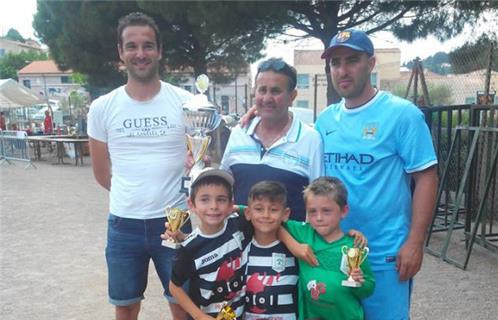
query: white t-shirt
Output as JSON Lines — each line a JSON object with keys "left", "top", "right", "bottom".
{"left": 87, "top": 81, "right": 192, "bottom": 219}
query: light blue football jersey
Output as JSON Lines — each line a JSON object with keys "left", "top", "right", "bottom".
{"left": 315, "top": 91, "right": 437, "bottom": 270}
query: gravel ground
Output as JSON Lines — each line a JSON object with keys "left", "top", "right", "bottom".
{"left": 1, "top": 156, "right": 497, "bottom": 320}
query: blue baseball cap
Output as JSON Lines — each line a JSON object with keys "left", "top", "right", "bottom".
{"left": 321, "top": 29, "right": 374, "bottom": 59}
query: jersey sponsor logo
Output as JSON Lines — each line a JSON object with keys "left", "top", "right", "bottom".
{"left": 246, "top": 272, "right": 282, "bottom": 313}
{"left": 200, "top": 252, "right": 219, "bottom": 265}
{"left": 324, "top": 152, "right": 374, "bottom": 165}
{"left": 216, "top": 256, "right": 243, "bottom": 281}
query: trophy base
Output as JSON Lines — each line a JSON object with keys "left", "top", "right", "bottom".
{"left": 342, "top": 279, "right": 362, "bottom": 287}
{"left": 161, "top": 239, "right": 182, "bottom": 249}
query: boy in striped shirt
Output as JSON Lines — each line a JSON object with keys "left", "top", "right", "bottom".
{"left": 244, "top": 181, "right": 299, "bottom": 320}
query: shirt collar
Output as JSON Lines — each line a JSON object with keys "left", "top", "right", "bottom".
{"left": 246, "top": 113, "right": 302, "bottom": 144}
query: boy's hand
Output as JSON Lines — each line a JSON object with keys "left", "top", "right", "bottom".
{"left": 161, "top": 222, "right": 186, "bottom": 242}
{"left": 350, "top": 267, "right": 365, "bottom": 283}
{"left": 239, "top": 105, "right": 258, "bottom": 128}
{"left": 348, "top": 229, "right": 368, "bottom": 248}
{"left": 292, "top": 243, "right": 319, "bottom": 267}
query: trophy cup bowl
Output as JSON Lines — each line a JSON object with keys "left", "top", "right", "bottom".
{"left": 161, "top": 207, "right": 191, "bottom": 249}
{"left": 181, "top": 75, "right": 221, "bottom": 195}
{"left": 215, "top": 301, "right": 236, "bottom": 320}
{"left": 341, "top": 246, "right": 369, "bottom": 287}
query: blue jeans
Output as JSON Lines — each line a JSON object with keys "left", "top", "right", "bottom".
{"left": 105, "top": 213, "right": 191, "bottom": 306}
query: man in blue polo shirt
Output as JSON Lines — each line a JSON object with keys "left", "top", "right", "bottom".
{"left": 315, "top": 29, "right": 438, "bottom": 319}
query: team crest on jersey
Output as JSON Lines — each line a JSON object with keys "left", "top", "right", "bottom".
{"left": 362, "top": 122, "right": 378, "bottom": 140}
{"left": 272, "top": 253, "right": 286, "bottom": 273}
{"left": 337, "top": 31, "right": 351, "bottom": 42}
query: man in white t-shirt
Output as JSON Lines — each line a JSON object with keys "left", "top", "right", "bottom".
{"left": 87, "top": 12, "right": 191, "bottom": 320}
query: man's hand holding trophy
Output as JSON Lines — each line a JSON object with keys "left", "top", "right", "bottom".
{"left": 162, "top": 74, "right": 221, "bottom": 249}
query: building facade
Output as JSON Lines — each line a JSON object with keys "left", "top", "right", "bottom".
{"left": 17, "top": 60, "right": 80, "bottom": 100}
{"left": 0, "top": 38, "right": 44, "bottom": 57}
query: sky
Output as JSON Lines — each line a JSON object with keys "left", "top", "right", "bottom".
{"left": 1, "top": 0, "right": 496, "bottom": 66}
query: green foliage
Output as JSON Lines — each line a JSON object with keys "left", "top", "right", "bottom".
{"left": 33, "top": 1, "right": 286, "bottom": 90}
{"left": 0, "top": 50, "right": 49, "bottom": 80}
{"left": 391, "top": 83, "right": 454, "bottom": 106}
{"left": 404, "top": 52, "right": 452, "bottom": 75}
{"left": 259, "top": 1, "right": 496, "bottom": 104}
{"left": 4, "top": 28, "right": 25, "bottom": 42}
{"left": 59, "top": 90, "right": 88, "bottom": 114}
{"left": 32, "top": 0, "right": 495, "bottom": 101}
{"left": 70, "top": 72, "right": 87, "bottom": 86}
{"left": 449, "top": 34, "right": 498, "bottom": 74}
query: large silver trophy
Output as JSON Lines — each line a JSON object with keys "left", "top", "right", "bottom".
{"left": 181, "top": 74, "right": 221, "bottom": 194}
{"left": 162, "top": 75, "right": 221, "bottom": 249}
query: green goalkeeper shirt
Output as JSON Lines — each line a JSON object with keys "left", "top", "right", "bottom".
{"left": 285, "top": 220, "right": 375, "bottom": 320}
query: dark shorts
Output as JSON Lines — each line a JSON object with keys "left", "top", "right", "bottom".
{"left": 105, "top": 213, "right": 191, "bottom": 306}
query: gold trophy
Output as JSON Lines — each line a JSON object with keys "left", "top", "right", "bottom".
{"left": 215, "top": 301, "right": 236, "bottom": 320}
{"left": 161, "top": 207, "right": 191, "bottom": 249}
{"left": 341, "top": 246, "right": 369, "bottom": 287}
{"left": 181, "top": 74, "right": 221, "bottom": 196}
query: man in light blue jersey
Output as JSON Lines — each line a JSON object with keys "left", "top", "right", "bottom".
{"left": 315, "top": 29, "right": 438, "bottom": 320}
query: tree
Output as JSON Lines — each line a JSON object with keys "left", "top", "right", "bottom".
{"left": 405, "top": 52, "right": 452, "bottom": 75}
{"left": 3, "top": 28, "right": 25, "bottom": 42}
{"left": 33, "top": 1, "right": 286, "bottom": 93}
{"left": 260, "top": 0, "right": 497, "bottom": 104}
{"left": 59, "top": 90, "right": 89, "bottom": 121}
{"left": 449, "top": 34, "right": 498, "bottom": 74}
{"left": 0, "top": 50, "right": 48, "bottom": 80}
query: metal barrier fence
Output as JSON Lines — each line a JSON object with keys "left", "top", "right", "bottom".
{"left": 422, "top": 104, "right": 497, "bottom": 269}
{"left": 0, "top": 130, "right": 36, "bottom": 169}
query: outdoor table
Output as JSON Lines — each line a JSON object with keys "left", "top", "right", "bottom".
{"left": 26, "top": 135, "right": 71, "bottom": 161}
{"left": 47, "top": 137, "right": 89, "bottom": 166}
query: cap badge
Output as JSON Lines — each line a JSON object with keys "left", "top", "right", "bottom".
{"left": 337, "top": 31, "right": 351, "bottom": 43}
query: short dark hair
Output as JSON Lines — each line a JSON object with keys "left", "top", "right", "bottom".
{"left": 256, "top": 57, "right": 297, "bottom": 91}
{"left": 248, "top": 181, "right": 287, "bottom": 206}
{"left": 190, "top": 175, "right": 233, "bottom": 204}
{"left": 303, "top": 176, "right": 348, "bottom": 208}
{"left": 117, "top": 12, "right": 161, "bottom": 50}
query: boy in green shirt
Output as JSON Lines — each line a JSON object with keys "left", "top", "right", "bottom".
{"left": 284, "top": 177, "right": 375, "bottom": 320}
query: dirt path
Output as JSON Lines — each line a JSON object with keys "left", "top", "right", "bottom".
{"left": 1, "top": 158, "right": 497, "bottom": 319}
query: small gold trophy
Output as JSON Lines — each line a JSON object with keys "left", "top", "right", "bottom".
{"left": 161, "top": 207, "right": 190, "bottom": 249}
{"left": 341, "top": 246, "right": 369, "bottom": 287}
{"left": 215, "top": 301, "right": 236, "bottom": 320}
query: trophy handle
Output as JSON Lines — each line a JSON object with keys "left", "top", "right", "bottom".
{"left": 182, "top": 212, "right": 191, "bottom": 227}
{"left": 359, "top": 247, "right": 369, "bottom": 265}
{"left": 341, "top": 245, "right": 349, "bottom": 256}
{"left": 186, "top": 134, "right": 212, "bottom": 164}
